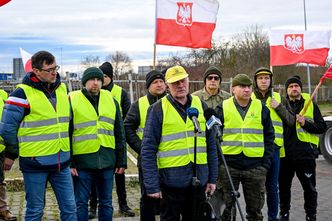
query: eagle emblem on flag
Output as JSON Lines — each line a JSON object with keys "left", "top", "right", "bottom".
{"left": 284, "top": 34, "right": 304, "bottom": 54}
{"left": 176, "top": 2, "right": 193, "bottom": 26}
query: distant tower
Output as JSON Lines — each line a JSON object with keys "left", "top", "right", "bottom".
{"left": 13, "top": 58, "right": 25, "bottom": 80}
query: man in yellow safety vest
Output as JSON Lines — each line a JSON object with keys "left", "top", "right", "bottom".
{"left": 141, "top": 66, "right": 218, "bottom": 221}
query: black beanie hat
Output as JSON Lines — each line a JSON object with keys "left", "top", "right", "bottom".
{"left": 204, "top": 66, "right": 222, "bottom": 83}
{"left": 81, "top": 67, "right": 104, "bottom": 86}
{"left": 146, "top": 70, "right": 165, "bottom": 89}
{"left": 99, "top": 62, "right": 113, "bottom": 79}
{"left": 285, "top": 75, "right": 302, "bottom": 89}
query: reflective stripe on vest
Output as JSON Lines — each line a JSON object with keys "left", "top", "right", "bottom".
{"left": 137, "top": 95, "right": 149, "bottom": 139}
{"left": 296, "top": 93, "right": 319, "bottom": 146}
{"left": 70, "top": 89, "right": 116, "bottom": 155}
{"left": 222, "top": 97, "right": 264, "bottom": 157}
{"left": 17, "top": 83, "right": 70, "bottom": 157}
{"left": 157, "top": 95, "right": 207, "bottom": 169}
{"left": 252, "top": 92, "right": 284, "bottom": 155}
{"left": 110, "top": 84, "right": 123, "bottom": 115}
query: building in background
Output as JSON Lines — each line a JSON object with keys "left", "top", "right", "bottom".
{"left": 13, "top": 58, "right": 25, "bottom": 80}
{"left": 0, "top": 73, "right": 13, "bottom": 81}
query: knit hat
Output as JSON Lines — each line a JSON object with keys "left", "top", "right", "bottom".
{"left": 146, "top": 70, "right": 165, "bottom": 89}
{"left": 165, "top": 66, "right": 188, "bottom": 83}
{"left": 285, "top": 75, "right": 302, "bottom": 89}
{"left": 204, "top": 66, "right": 222, "bottom": 83}
{"left": 232, "top": 73, "right": 252, "bottom": 86}
{"left": 254, "top": 67, "right": 273, "bottom": 77}
{"left": 99, "top": 62, "right": 113, "bottom": 79}
{"left": 81, "top": 67, "right": 104, "bottom": 86}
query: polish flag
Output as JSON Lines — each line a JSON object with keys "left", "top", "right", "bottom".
{"left": 320, "top": 65, "right": 332, "bottom": 83}
{"left": 20, "top": 48, "right": 33, "bottom": 73}
{"left": 155, "top": 0, "right": 219, "bottom": 49}
{"left": 269, "top": 30, "right": 331, "bottom": 66}
{"left": 0, "top": 0, "right": 11, "bottom": 7}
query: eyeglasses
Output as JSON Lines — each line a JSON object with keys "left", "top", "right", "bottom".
{"left": 40, "top": 65, "right": 60, "bottom": 73}
{"left": 207, "top": 76, "right": 220, "bottom": 81}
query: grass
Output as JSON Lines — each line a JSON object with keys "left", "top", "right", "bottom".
{"left": 318, "top": 102, "right": 332, "bottom": 116}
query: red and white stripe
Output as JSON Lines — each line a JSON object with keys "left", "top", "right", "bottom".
{"left": 156, "top": 0, "right": 219, "bottom": 49}
{"left": 20, "top": 48, "right": 33, "bottom": 73}
{"left": 269, "top": 30, "right": 331, "bottom": 66}
{"left": 6, "top": 96, "right": 30, "bottom": 108}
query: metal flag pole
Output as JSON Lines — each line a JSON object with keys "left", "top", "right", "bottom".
{"left": 303, "top": 0, "right": 312, "bottom": 94}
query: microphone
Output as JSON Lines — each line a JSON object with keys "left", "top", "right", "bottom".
{"left": 204, "top": 108, "right": 222, "bottom": 138}
{"left": 186, "top": 107, "right": 202, "bottom": 133}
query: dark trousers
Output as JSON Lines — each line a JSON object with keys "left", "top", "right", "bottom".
{"left": 139, "top": 167, "right": 160, "bottom": 221}
{"left": 89, "top": 173, "right": 128, "bottom": 208}
{"left": 160, "top": 185, "right": 206, "bottom": 221}
{"left": 279, "top": 158, "right": 317, "bottom": 216}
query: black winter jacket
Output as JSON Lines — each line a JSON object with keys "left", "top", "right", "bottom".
{"left": 124, "top": 91, "right": 166, "bottom": 161}
{"left": 283, "top": 96, "right": 326, "bottom": 160}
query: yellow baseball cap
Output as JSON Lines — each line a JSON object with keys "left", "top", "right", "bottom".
{"left": 165, "top": 66, "right": 189, "bottom": 83}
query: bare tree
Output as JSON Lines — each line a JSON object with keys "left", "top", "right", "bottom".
{"left": 80, "top": 55, "right": 101, "bottom": 69}
{"left": 105, "top": 51, "right": 133, "bottom": 79}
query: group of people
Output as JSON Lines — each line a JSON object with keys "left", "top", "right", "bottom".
{"left": 0, "top": 50, "right": 327, "bottom": 221}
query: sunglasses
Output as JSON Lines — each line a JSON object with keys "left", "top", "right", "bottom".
{"left": 207, "top": 76, "right": 220, "bottom": 81}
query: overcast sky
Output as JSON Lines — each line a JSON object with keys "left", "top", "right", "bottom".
{"left": 0, "top": 0, "right": 331, "bottom": 73}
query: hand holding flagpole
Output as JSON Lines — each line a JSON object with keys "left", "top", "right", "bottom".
{"left": 300, "top": 66, "right": 332, "bottom": 116}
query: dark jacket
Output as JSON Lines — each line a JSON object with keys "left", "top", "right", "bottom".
{"left": 253, "top": 82, "right": 295, "bottom": 129}
{"left": 141, "top": 94, "right": 218, "bottom": 194}
{"left": 124, "top": 91, "right": 166, "bottom": 157}
{"left": 102, "top": 82, "right": 131, "bottom": 119}
{"left": 283, "top": 95, "right": 326, "bottom": 160}
{"left": 215, "top": 97, "right": 275, "bottom": 170}
{"left": 0, "top": 72, "right": 70, "bottom": 172}
{"left": 69, "top": 88, "right": 127, "bottom": 170}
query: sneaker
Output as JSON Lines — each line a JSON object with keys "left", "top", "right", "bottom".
{"left": 88, "top": 207, "right": 96, "bottom": 219}
{"left": 119, "top": 204, "right": 135, "bottom": 217}
{"left": 0, "top": 210, "right": 17, "bottom": 221}
{"left": 279, "top": 213, "right": 289, "bottom": 221}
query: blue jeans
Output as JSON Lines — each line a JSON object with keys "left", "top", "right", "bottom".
{"left": 265, "top": 149, "right": 280, "bottom": 220}
{"left": 23, "top": 166, "right": 77, "bottom": 221}
{"left": 73, "top": 168, "right": 115, "bottom": 221}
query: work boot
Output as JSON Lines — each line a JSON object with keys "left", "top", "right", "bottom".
{"left": 279, "top": 212, "right": 290, "bottom": 221}
{"left": 306, "top": 214, "right": 316, "bottom": 221}
{"left": 88, "top": 206, "right": 96, "bottom": 219}
{"left": 119, "top": 204, "right": 135, "bottom": 217}
{"left": 0, "top": 210, "right": 17, "bottom": 221}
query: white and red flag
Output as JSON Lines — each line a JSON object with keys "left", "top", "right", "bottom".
{"left": 20, "top": 48, "right": 32, "bottom": 73}
{"left": 155, "top": 0, "right": 219, "bottom": 49}
{"left": 0, "top": 0, "right": 11, "bottom": 7}
{"left": 269, "top": 30, "right": 331, "bottom": 66}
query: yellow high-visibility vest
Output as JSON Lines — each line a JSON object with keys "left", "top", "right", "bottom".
{"left": 110, "top": 84, "right": 123, "bottom": 114}
{"left": 0, "top": 92, "right": 6, "bottom": 153}
{"left": 252, "top": 92, "right": 284, "bottom": 156}
{"left": 17, "top": 84, "right": 70, "bottom": 157}
{"left": 70, "top": 89, "right": 116, "bottom": 155}
{"left": 222, "top": 97, "right": 264, "bottom": 157}
{"left": 157, "top": 95, "right": 207, "bottom": 169}
{"left": 137, "top": 95, "right": 149, "bottom": 139}
{"left": 296, "top": 93, "right": 319, "bottom": 146}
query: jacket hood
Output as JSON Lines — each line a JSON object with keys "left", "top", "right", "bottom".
{"left": 253, "top": 75, "right": 273, "bottom": 99}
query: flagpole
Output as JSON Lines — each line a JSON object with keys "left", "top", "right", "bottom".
{"left": 153, "top": 0, "right": 158, "bottom": 70}
{"left": 303, "top": 0, "right": 312, "bottom": 94}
